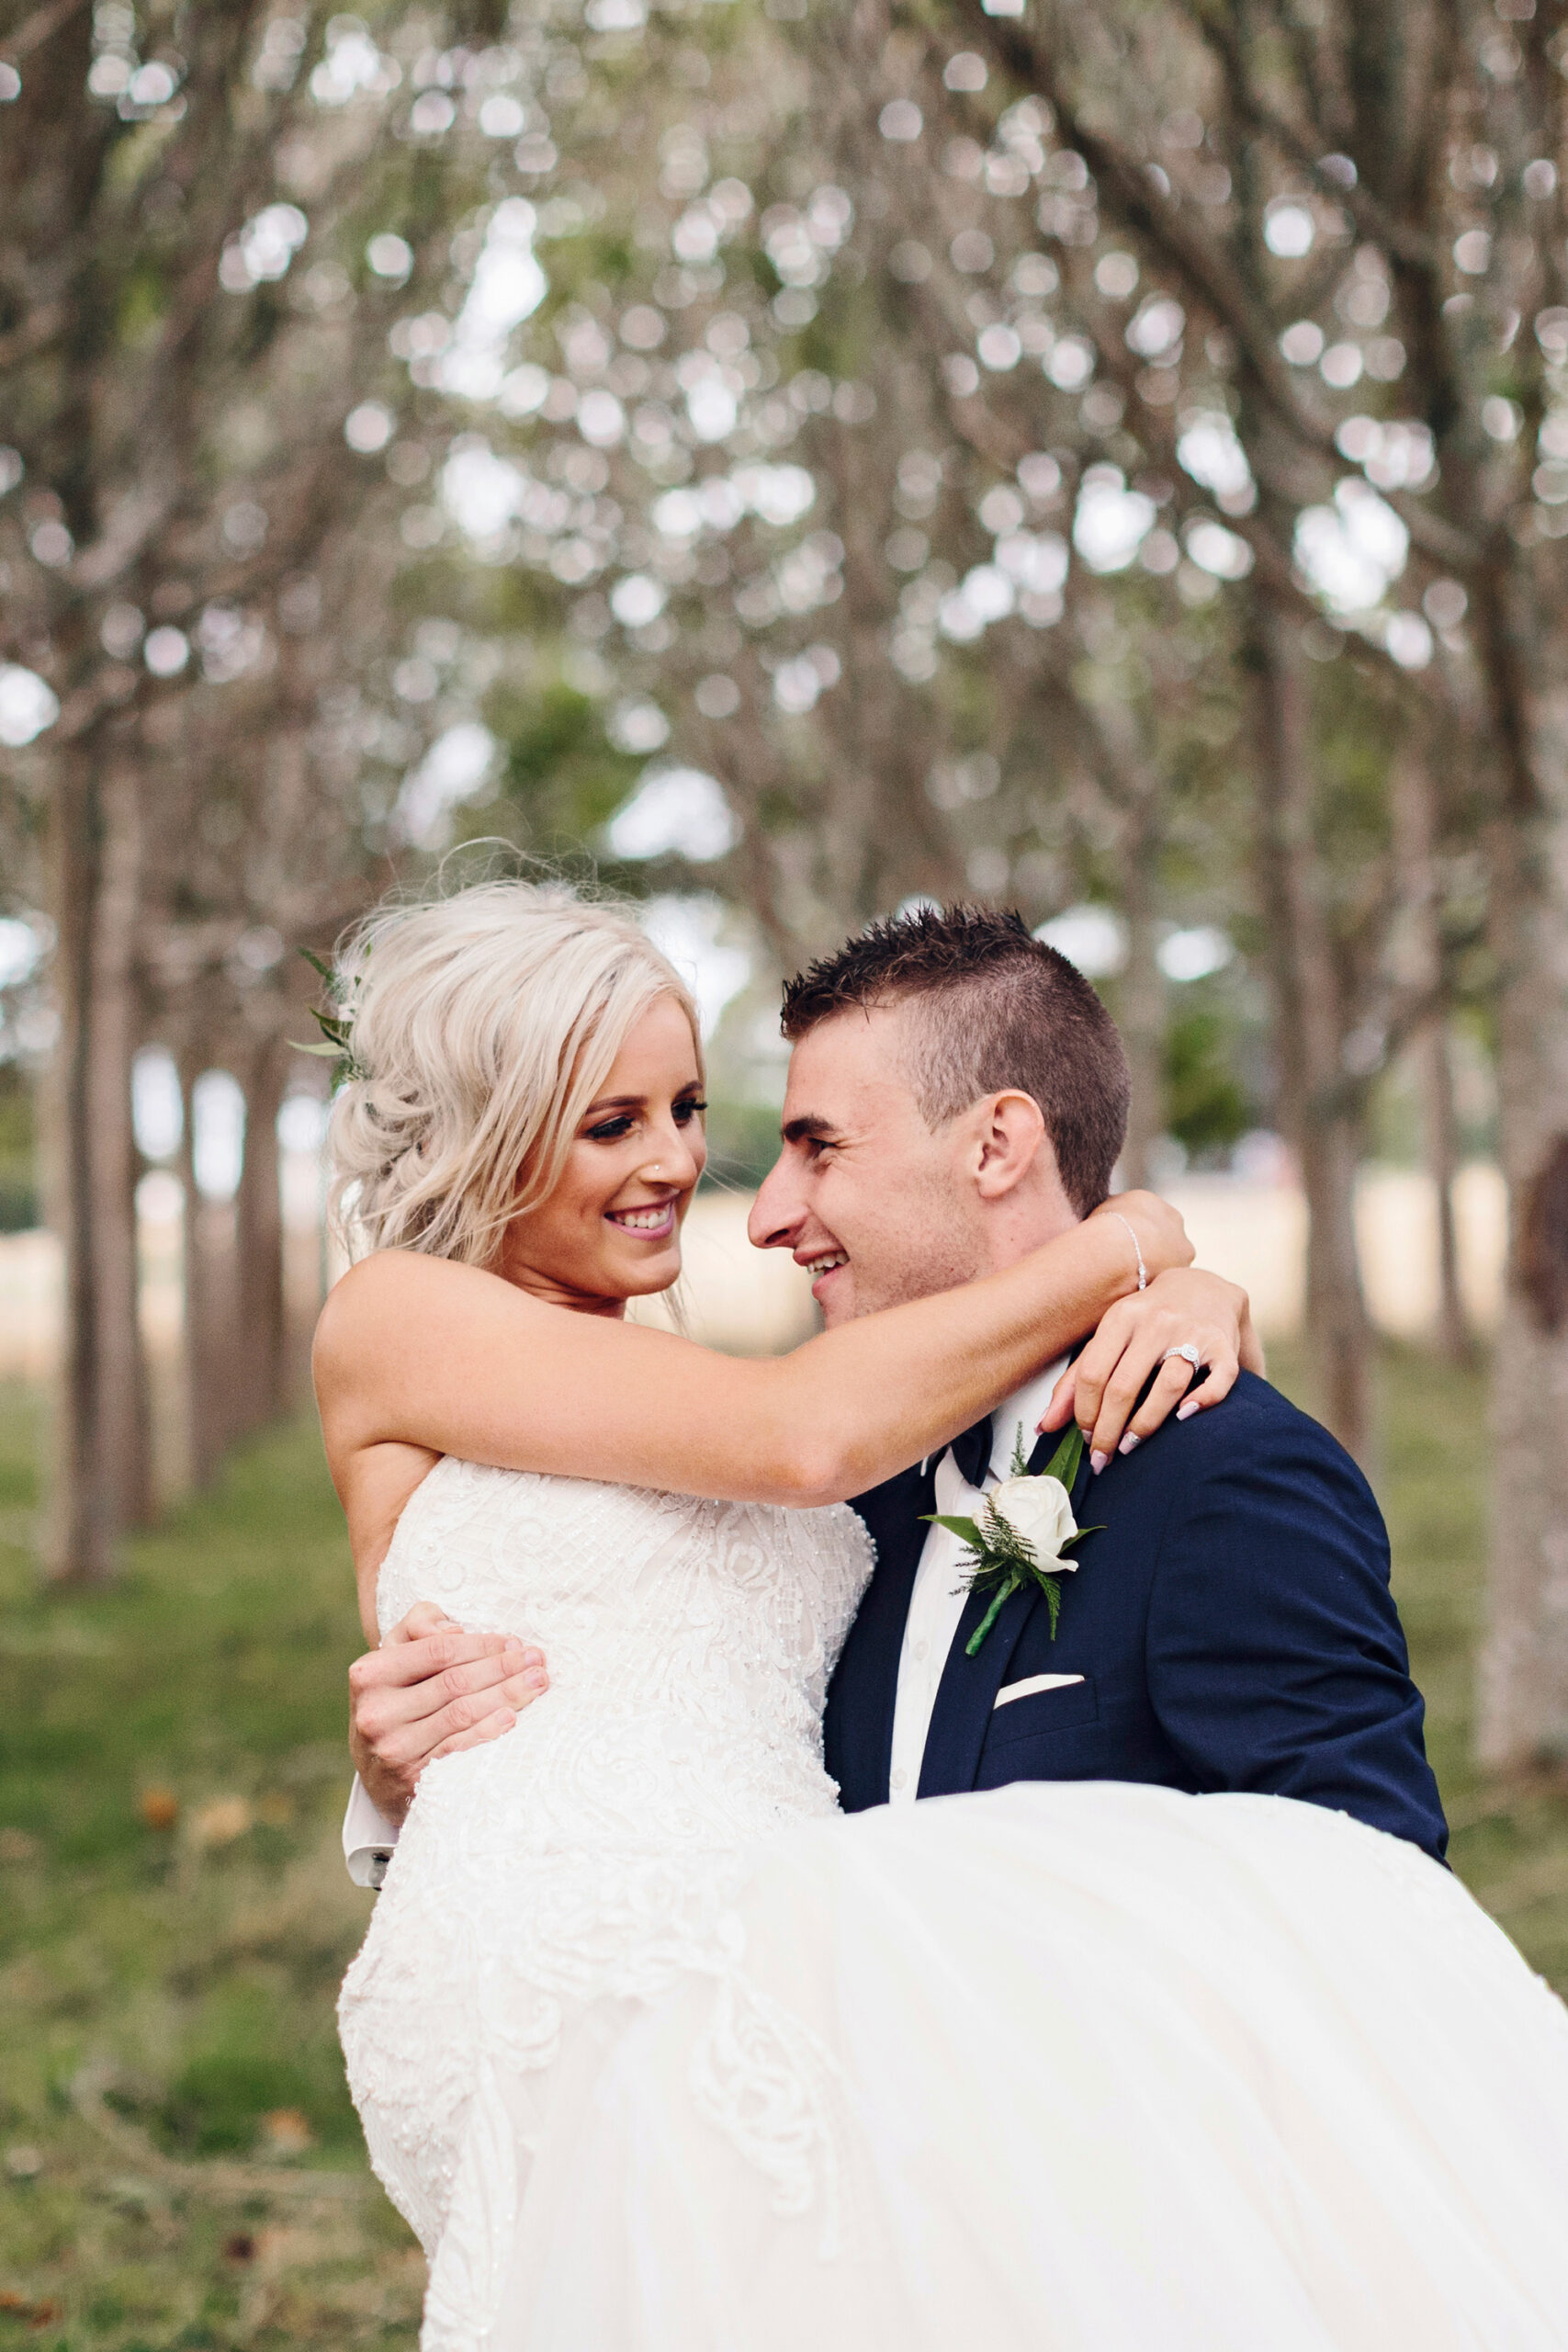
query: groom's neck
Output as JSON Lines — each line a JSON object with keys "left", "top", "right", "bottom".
{"left": 971, "top": 1179, "right": 1083, "bottom": 1281}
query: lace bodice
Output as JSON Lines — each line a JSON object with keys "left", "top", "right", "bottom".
{"left": 378, "top": 1456, "right": 872, "bottom": 1849}
{"left": 342, "top": 1458, "right": 874, "bottom": 2294}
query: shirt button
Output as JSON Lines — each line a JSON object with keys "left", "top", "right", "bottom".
{"left": 891, "top": 1768, "right": 908, "bottom": 1791}
{"left": 912, "top": 1639, "right": 929, "bottom": 1662}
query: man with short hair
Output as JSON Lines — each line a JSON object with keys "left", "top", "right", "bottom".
{"left": 343, "top": 905, "right": 1446, "bottom": 1883}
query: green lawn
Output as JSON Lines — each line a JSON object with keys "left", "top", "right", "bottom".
{"left": 2, "top": 1351, "right": 1566, "bottom": 2348}
{"left": 0, "top": 1394, "right": 415, "bottom": 2350}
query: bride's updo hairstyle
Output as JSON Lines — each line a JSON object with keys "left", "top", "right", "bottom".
{"left": 326, "top": 879, "right": 700, "bottom": 1265}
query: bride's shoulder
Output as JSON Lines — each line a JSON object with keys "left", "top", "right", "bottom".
{"left": 315, "top": 1250, "right": 526, "bottom": 1362}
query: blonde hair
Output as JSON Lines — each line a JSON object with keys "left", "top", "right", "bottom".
{"left": 325, "top": 879, "right": 701, "bottom": 1265}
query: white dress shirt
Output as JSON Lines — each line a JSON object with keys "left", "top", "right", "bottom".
{"left": 344, "top": 1356, "right": 1071, "bottom": 1877}
{"left": 886, "top": 1359, "right": 1067, "bottom": 1805}
{"left": 343, "top": 1771, "right": 399, "bottom": 1888}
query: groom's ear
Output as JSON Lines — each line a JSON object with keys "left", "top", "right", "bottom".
{"left": 970, "top": 1090, "right": 1049, "bottom": 1200}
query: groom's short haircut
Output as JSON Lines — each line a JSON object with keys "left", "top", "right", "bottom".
{"left": 780, "top": 905, "right": 1131, "bottom": 1216}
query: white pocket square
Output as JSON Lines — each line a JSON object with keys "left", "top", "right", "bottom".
{"left": 993, "top": 1673, "right": 1086, "bottom": 1710}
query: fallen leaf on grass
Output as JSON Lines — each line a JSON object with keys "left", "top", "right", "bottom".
{"left": 138, "top": 1786, "right": 180, "bottom": 1831}
{"left": 0, "top": 2290, "right": 62, "bottom": 2324}
{"left": 260, "top": 2108, "right": 314, "bottom": 2154}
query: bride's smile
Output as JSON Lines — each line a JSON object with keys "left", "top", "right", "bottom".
{"left": 494, "top": 995, "right": 706, "bottom": 1317}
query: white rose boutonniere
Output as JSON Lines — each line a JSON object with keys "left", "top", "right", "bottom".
{"left": 987, "top": 1470, "right": 1078, "bottom": 1559}
{"left": 923, "top": 1423, "right": 1103, "bottom": 1655}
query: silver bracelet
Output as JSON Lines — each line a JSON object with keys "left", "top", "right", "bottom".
{"left": 1108, "top": 1211, "right": 1147, "bottom": 1293}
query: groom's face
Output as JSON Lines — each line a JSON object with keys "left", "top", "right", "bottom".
{"left": 749, "top": 1005, "right": 986, "bottom": 1327}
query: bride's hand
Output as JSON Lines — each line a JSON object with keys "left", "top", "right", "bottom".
{"left": 1036, "top": 1267, "right": 1263, "bottom": 1471}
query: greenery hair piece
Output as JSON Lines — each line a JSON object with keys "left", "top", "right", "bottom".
{"left": 293, "top": 946, "right": 368, "bottom": 1092}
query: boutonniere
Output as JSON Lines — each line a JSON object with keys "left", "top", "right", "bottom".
{"left": 922, "top": 1424, "right": 1103, "bottom": 1656}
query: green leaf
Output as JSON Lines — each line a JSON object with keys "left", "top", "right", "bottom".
{"left": 1042, "top": 1423, "right": 1085, "bottom": 1489}
{"left": 299, "top": 945, "right": 334, "bottom": 986}
{"left": 920, "top": 1513, "right": 984, "bottom": 1546}
{"left": 1042, "top": 1572, "right": 1062, "bottom": 1639}
{"left": 289, "top": 1039, "right": 343, "bottom": 1057}
{"left": 1061, "top": 1523, "right": 1106, "bottom": 1546}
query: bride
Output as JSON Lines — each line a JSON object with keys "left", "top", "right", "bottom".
{"left": 316, "top": 880, "right": 1568, "bottom": 2352}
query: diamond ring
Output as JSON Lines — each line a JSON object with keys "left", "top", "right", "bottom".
{"left": 1163, "top": 1343, "right": 1202, "bottom": 1370}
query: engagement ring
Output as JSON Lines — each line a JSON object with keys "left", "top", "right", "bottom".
{"left": 1163, "top": 1343, "right": 1202, "bottom": 1370}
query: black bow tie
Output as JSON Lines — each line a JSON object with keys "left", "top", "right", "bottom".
{"left": 946, "top": 1414, "right": 994, "bottom": 1491}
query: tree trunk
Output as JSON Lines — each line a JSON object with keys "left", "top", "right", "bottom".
{"left": 1417, "top": 1021, "right": 1470, "bottom": 1364}
{"left": 1478, "top": 676, "right": 1568, "bottom": 1768}
{"left": 234, "top": 1036, "right": 288, "bottom": 1435}
{"left": 1119, "top": 808, "right": 1165, "bottom": 1193}
{"left": 1298, "top": 1111, "right": 1373, "bottom": 1456}
{"left": 42, "top": 746, "right": 150, "bottom": 1580}
{"left": 1247, "top": 594, "right": 1373, "bottom": 1463}
{"left": 1389, "top": 748, "right": 1470, "bottom": 1363}
{"left": 176, "top": 1054, "right": 238, "bottom": 1489}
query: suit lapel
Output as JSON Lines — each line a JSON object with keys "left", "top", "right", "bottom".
{"left": 833, "top": 1459, "right": 935, "bottom": 1807}
{"left": 916, "top": 1420, "right": 1094, "bottom": 1800}
{"left": 917, "top": 1572, "right": 1039, "bottom": 1796}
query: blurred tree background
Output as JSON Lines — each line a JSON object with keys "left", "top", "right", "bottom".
{"left": 6, "top": 0, "right": 1568, "bottom": 2335}
{"left": 6, "top": 0, "right": 1568, "bottom": 1730}
{"left": 6, "top": 0, "right": 1568, "bottom": 1703}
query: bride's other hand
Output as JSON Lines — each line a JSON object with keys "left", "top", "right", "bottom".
{"left": 1036, "top": 1267, "right": 1263, "bottom": 1471}
{"left": 349, "top": 1601, "right": 550, "bottom": 1823}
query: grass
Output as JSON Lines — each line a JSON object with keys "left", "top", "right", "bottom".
{"left": 1353, "top": 1349, "right": 1568, "bottom": 1993}
{"left": 2, "top": 1348, "right": 1567, "bottom": 2347}
{"left": 0, "top": 1392, "right": 417, "bottom": 2350}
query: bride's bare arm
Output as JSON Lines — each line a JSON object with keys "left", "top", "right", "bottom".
{"left": 315, "top": 1191, "right": 1190, "bottom": 1512}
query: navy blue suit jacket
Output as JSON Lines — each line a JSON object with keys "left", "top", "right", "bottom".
{"left": 825, "top": 1371, "right": 1448, "bottom": 1863}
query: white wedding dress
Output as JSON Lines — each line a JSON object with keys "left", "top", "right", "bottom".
{"left": 340, "top": 1458, "right": 1568, "bottom": 2352}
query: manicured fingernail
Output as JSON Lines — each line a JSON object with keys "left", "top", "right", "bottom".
{"left": 520, "top": 1647, "right": 543, "bottom": 1668}
{"left": 1118, "top": 1432, "right": 1141, "bottom": 1455}
{"left": 1090, "top": 1449, "right": 1108, "bottom": 1475}
{"left": 495, "top": 1711, "right": 515, "bottom": 1732}
{"left": 1177, "top": 1399, "right": 1199, "bottom": 1421}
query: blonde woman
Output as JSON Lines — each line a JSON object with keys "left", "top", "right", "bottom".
{"left": 318, "top": 882, "right": 1568, "bottom": 2352}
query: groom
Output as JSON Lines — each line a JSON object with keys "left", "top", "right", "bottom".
{"left": 342, "top": 905, "right": 1447, "bottom": 1877}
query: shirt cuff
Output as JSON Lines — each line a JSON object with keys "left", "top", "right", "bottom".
{"left": 343, "top": 1774, "right": 400, "bottom": 1890}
